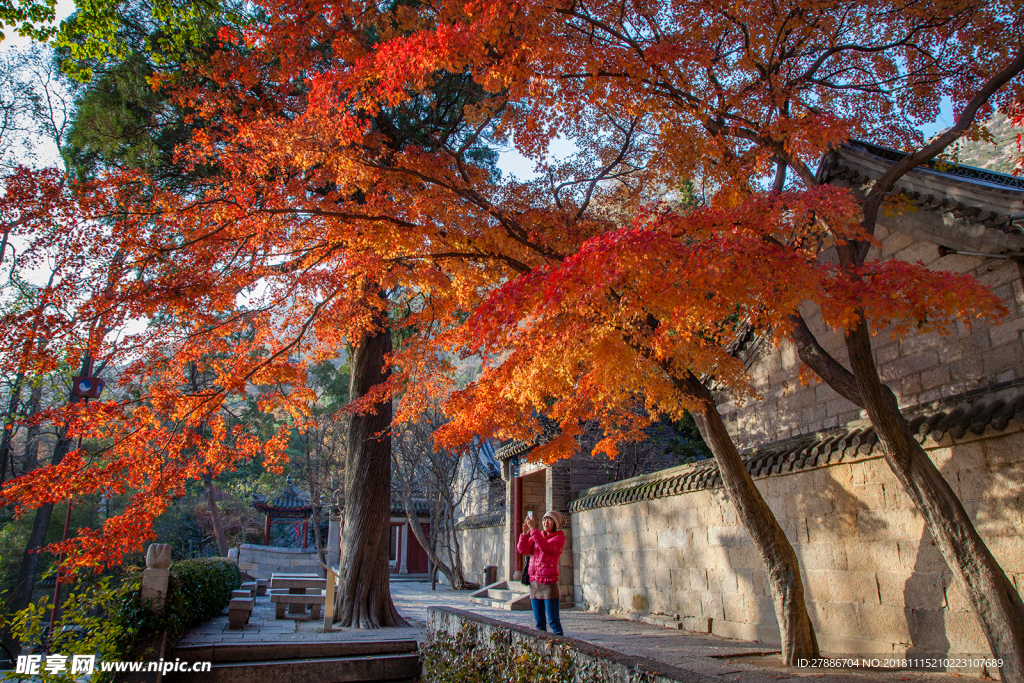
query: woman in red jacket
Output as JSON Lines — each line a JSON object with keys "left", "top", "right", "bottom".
{"left": 517, "top": 510, "right": 566, "bottom": 635}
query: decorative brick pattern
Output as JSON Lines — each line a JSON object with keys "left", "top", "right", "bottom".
{"left": 571, "top": 387, "right": 1024, "bottom": 514}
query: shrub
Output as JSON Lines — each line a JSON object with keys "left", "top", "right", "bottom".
{"left": 6, "top": 557, "right": 240, "bottom": 677}
{"left": 160, "top": 557, "right": 241, "bottom": 641}
{"left": 422, "top": 626, "right": 576, "bottom": 683}
{"left": 421, "top": 623, "right": 659, "bottom": 683}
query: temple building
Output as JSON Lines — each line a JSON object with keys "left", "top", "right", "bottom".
{"left": 455, "top": 142, "right": 1024, "bottom": 665}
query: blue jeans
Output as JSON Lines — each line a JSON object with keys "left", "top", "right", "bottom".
{"left": 531, "top": 598, "right": 562, "bottom": 635}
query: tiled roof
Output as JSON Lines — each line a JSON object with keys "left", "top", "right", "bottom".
{"left": 819, "top": 141, "right": 1024, "bottom": 255}
{"left": 391, "top": 497, "right": 431, "bottom": 516}
{"left": 454, "top": 511, "right": 506, "bottom": 530}
{"left": 494, "top": 440, "right": 534, "bottom": 461}
{"left": 569, "top": 385, "right": 1024, "bottom": 513}
{"left": 251, "top": 478, "right": 314, "bottom": 514}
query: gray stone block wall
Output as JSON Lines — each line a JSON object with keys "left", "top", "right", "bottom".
{"left": 454, "top": 523, "right": 506, "bottom": 586}
{"left": 571, "top": 427, "right": 1024, "bottom": 657}
{"left": 236, "top": 544, "right": 320, "bottom": 580}
{"left": 719, "top": 225, "right": 1024, "bottom": 451}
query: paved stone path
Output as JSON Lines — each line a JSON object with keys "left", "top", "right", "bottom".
{"left": 177, "top": 580, "right": 992, "bottom": 683}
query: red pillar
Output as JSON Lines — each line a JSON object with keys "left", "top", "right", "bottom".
{"left": 264, "top": 514, "right": 271, "bottom": 545}
{"left": 301, "top": 519, "right": 309, "bottom": 549}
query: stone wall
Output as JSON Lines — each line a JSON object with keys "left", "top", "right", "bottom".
{"left": 427, "top": 606, "right": 719, "bottom": 683}
{"left": 454, "top": 518, "right": 506, "bottom": 586}
{"left": 718, "top": 223, "right": 1024, "bottom": 451}
{"left": 571, "top": 425, "right": 1024, "bottom": 659}
{"left": 236, "top": 543, "right": 320, "bottom": 579}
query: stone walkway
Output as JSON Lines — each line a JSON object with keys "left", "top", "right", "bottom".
{"left": 178, "top": 580, "right": 993, "bottom": 682}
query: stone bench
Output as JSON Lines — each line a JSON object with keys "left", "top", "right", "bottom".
{"left": 255, "top": 579, "right": 268, "bottom": 596}
{"left": 270, "top": 573, "right": 326, "bottom": 615}
{"left": 228, "top": 597, "right": 255, "bottom": 629}
{"left": 239, "top": 582, "right": 258, "bottom": 597}
{"left": 270, "top": 592, "right": 326, "bottom": 619}
{"left": 233, "top": 589, "right": 253, "bottom": 599}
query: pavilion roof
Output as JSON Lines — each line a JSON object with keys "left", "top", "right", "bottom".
{"left": 251, "top": 477, "right": 314, "bottom": 514}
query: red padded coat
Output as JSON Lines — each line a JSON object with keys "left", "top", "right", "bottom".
{"left": 517, "top": 529, "right": 565, "bottom": 584}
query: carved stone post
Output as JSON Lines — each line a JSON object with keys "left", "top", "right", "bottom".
{"left": 141, "top": 543, "right": 171, "bottom": 612}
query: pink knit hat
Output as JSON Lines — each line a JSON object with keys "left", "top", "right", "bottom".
{"left": 542, "top": 510, "right": 566, "bottom": 530}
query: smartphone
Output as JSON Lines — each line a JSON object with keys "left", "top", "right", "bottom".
{"left": 527, "top": 511, "right": 534, "bottom": 521}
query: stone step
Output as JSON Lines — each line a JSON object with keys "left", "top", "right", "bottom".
{"left": 172, "top": 640, "right": 418, "bottom": 664}
{"left": 164, "top": 653, "right": 419, "bottom": 683}
{"left": 486, "top": 589, "right": 516, "bottom": 601}
{"left": 468, "top": 594, "right": 531, "bottom": 611}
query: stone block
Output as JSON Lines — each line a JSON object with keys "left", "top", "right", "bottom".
{"left": 904, "top": 608, "right": 954, "bottom": 652}
{"left": 942, "top": 609, "right": 990, "bottom": 653}
{"left": 707, "top": 568, "right": 738, "bottom": 594}
{"left": 228, "top": 608, "right": 250, "bottom": 630}
{"left": 689, "top": 568, "right": 708, "bottom": 591}
{"left": 732, "top": 568, "right": 763, "bottom": 595}
{"left": 798, "top": 543, "right": 848, "bottom": 571}
{"left": 722, "top": 593, "right": 748, "bottom": 623}
{"left": 667, "top": 567, "right": 689, "bottom": 591}
{"left": 856, "top": 604, "right": 912, "bottom": 642}
{"left": 788, "top": 489, "right": 836, "bottom": 518}
{"left": 988, "top": 315, "right": 1024, "bottom": 348}
{"left": 884, "top": 351, "right": 939, "bottom": 381}
{"left": 751, "top": 594, "right": 779, "bottom": 624}
{"left": 901, "top": 571, "right": 945, "bottom": 610}
{"left": 920, "top": 365, "right": 951, "bottom": 391}
{"left": 984, "top": 432, "right": 1024, "bottom": 466}
{"left": 845, "top": 541, "right": 899, "bottom": 572}
{"left": 680, "top": 615, "right": 712, "bottom": 633}
{"left": 942, "top": 572, "right": 973, "bottom": 613}
{"left": 897, "top": 539, "right": 949, "bottom": 573}
{"left": 984, "top": 342, "right": 1024, "bottom": 377}
{"left": 657, "top": 528, "right": 690, "bottom": 549}
{"left": 901, "top": 374, "right": 923, "bottom": 397}
{"left": 827, "top": 571, "right": 879, "bottom": 604}
{"left": 700, "top": 592, "right": 725, "bottom": 620}
{"left": 726, "top": 545, "right": 760, "bottom": 570}
{"left": 804, "top": 570, "right": 831, "bottom": 601}
{"left": 707, "top": 525, "right": 749, "bottom": 547}
{"left": 983, "top": 535, "right": 1024, "bottom": 572}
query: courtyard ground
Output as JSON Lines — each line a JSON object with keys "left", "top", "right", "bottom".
{"left": 175, "top": 578, "right": 995, "bottom": 683}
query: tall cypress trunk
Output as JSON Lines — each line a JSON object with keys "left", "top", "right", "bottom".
{"left": 843, "top": 321, "right": 1024, "bottom": 682}
{"left": 675, "top": 370, "right": 819, "bottom": 664}
{"left": 334, "top": 324, "right": 407, "bottom": 628}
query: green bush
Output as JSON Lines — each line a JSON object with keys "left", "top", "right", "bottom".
{"left": 7, "top": 557, "right": 240, "bottom": 677}
{"left": 161, "top": 557, "right": 241, "bottom": 641}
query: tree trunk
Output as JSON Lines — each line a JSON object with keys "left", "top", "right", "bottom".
{"left": 21, "top": 381, "right": 43, "bottom": 475}
{"left": 203, "top": 471, "right": 229, "bottom": 557}
{"left": 5, "top": 356, "right": 93, "bottom": 637}
{"left": 844, "top": 321, "right": 1024, "bottom": 682}
{"left": 0, "top": 373, "right": 25, "bottom": 486}
{"left": 334, "top": 324, "right": 407, "bottom": 628}
{"left": 676, "top": 371, "right": 819, "bottom": 664}
{"left": 401, "top": 494, "right": 467, "bottom": 588}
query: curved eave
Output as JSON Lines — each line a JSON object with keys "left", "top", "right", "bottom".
{"left": 820, "top": 141, "right": 1024, "bottom": 255}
